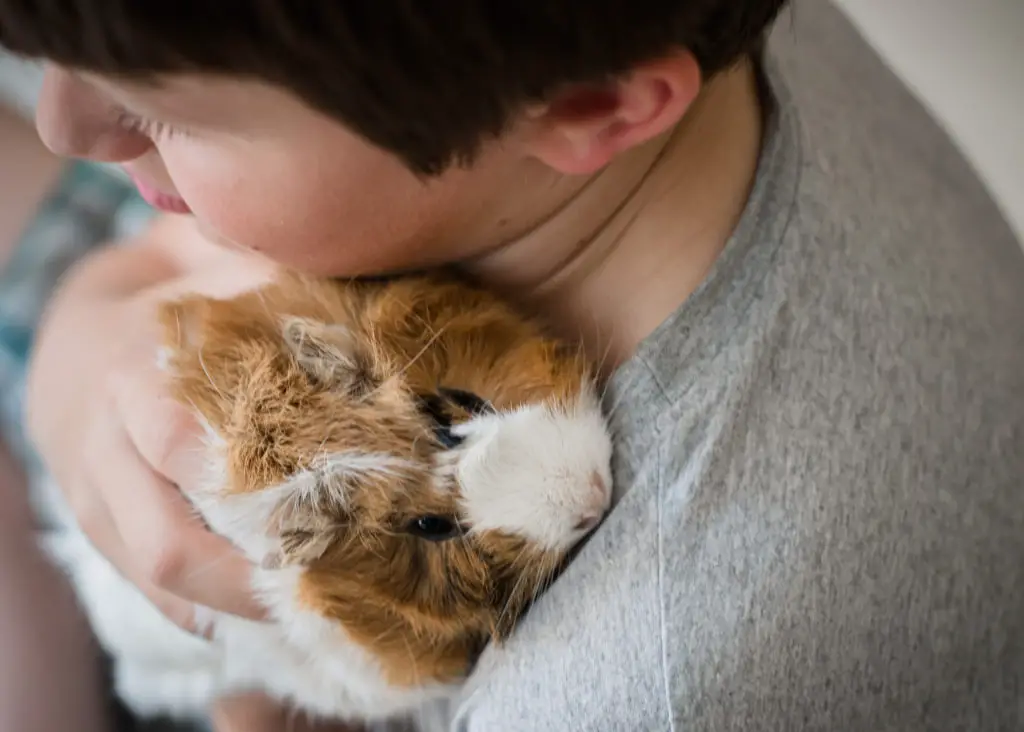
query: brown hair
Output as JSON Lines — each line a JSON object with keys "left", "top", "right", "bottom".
{"left": 0, "top": 1, "right": 788, "bottom": 174}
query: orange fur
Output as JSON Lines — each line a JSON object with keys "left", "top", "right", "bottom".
{"left": 156, "top": 271, "right": 590, "bottom": 686}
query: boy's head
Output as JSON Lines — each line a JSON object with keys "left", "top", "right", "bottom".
{"left": 0, "top": 1, "right": 787, "bottom": 276}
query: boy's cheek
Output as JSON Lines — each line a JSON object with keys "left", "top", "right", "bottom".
{"left": 186, "top": 193, "right": 395, "bottom": 277}
{"left": 179, "top": 179, "right": 419, "bottom": 277}
{"left": 159, "top": 139, "right": 475, "bottom": 278}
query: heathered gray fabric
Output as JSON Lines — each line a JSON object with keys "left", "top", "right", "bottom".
{"left": 405, "top": 2, "right": 1024, "bottom": 731}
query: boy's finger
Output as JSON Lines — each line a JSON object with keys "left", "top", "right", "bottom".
{"left": 135, "top": 576, "right": 210, "bottom": 639}
{"left": 108, "top": 358, "right": 209, "bottom": 491}
{"left": 97, "top": 367, "right": 268, "bottom": 620}
{"left": 96, "top": 425, "right": 267, "bottom": 621}
{"left": 59, "top": 482, "right": 205, "bottom": 636}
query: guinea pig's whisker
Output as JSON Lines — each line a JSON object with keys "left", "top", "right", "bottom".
{"left": 371, "top": 626, "right": 397, "bottom": 649}
{"left": 397, "top": 632, "right": 417, "bottom": 674}
{"left": 354, "top": 321, "right": 453, "bottom": 408}
{"left": 535, "top": 560, "right": 559, "bottom": 597}
{"left": 411, "top": 312, "right": 453, "bottom": 361}
{"left": 196, "top": 343, "right": 229, "bottom": 402}
{"left": 532, "top": 557, "right": 561, "bottom": 597}
{"left": 351, "top": 375, "right": 390, "bottom": 407}
{"left": 497, "top": 571, "right": 530, "bottom": 633}
{"left": 369, "top": 478, "right": 392, "bottom": 511}
{"left": 357, "top": 532, "right": 386, "bottom": 562}
{"left": 407, "top": 311, "right": 443, "bottom": 342}
{"left": 394, "top": 323, "right": 450, "bottom": 379}
{"left": 453, "top": 515, "right": 467, "bottom": 535}
{"left": 495, "top": 543, "right": 536, "bottom": 630}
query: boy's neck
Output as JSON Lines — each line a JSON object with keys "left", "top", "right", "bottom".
{"left": 465, "top": 59, "right": 765, "bottom": 377}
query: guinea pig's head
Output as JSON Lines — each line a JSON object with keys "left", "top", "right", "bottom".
{"left": 158, "top": 274, "right": 613, "bottom": 685}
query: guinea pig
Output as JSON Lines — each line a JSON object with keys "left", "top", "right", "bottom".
{"left": 42, "top": 269, "right": 613, "bottom": 726}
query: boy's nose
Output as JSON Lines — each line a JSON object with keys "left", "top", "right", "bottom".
{"left": 35, "top": 66, "right": 152, "bottom": 163}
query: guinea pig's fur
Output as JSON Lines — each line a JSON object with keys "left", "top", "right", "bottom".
{"left": 43, "top": 271, "right": 613, "bottom": 725}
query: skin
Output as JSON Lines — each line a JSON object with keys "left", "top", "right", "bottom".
{"left": 18, "top": 46, "right": 763, "bottom": 730}
{"left": 0, "top": 439, "right": 113, "bottom": 732}
{"left": 0, "top": 103, "right": 64, "bottom": 265}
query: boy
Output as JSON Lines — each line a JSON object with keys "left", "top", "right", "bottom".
{"left": 2, "top": 2, "right": 1024, "bottom": 731}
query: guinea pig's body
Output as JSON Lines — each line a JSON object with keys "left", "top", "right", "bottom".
{"left": 43, "top": 271, "right": 613, "bottom": 725}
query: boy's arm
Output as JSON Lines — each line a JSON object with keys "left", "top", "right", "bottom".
{"left": 50, "top": 213, "right": 242, "bottom": 301}
{"left": 26, "top": 213, "right": 271, "bottom": 632}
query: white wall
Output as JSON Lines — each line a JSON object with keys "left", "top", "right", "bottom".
{"left": 833, "top": 0, "right": 1024, "bottom": 244}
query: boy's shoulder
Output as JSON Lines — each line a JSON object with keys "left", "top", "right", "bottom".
{"left": 442, "top": 3, "right": 1024, "bottom": 732}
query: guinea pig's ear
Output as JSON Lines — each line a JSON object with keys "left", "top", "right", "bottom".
{"left": 261, "top": 529, "right": 337, "bottom": 570}
{"left": 262, "top": 487, "right": 346, "bottom": 569}
{"left": 281, "top": 316, "right": 357, "bottom": 387}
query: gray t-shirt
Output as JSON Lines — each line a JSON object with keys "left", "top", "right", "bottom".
{"left": 432, "top": 2, "right": 1024, "bottom": 731}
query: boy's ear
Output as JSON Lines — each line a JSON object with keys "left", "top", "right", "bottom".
{"left": 521, "top": 49, "right": 702, "bottom": 175}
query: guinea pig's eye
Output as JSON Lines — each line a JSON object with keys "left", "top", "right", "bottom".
{"left": 438, "top": 387, "right": 495, "bottom": 416}
{"left": 406, "top": 515, "right": 462, "bottom": 542}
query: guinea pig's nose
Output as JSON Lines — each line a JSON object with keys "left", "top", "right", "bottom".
{"left": 573, "top": 471, "right": 611, "bottom": 533}
{"left": 573, "top": 512, "right": 603, "bottom": 533}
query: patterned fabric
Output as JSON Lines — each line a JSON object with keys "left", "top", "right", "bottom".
{"left": 0, "top": 160, "right": 154, "bottom": 486}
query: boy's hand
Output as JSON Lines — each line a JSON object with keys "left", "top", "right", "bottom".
{"left": 25, "top": 215, "right": 276, "bottom": 633}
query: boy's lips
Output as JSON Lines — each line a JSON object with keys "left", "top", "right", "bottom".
{"left": 127, "top": 174, "right": 192, "bottom": 214}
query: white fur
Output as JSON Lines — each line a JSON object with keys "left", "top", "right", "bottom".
{"left": 454, "top": 385, "right": 614, "bottom": 550}
{"left": 43, "top": 454, "right": 457, "bottom": 723}
{"left": 44, "top": 371, "right": 613, "bottom": 724}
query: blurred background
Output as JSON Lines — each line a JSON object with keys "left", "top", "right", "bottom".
{"left": 832, "top": 0, "right": 1023, "bottom": 243}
